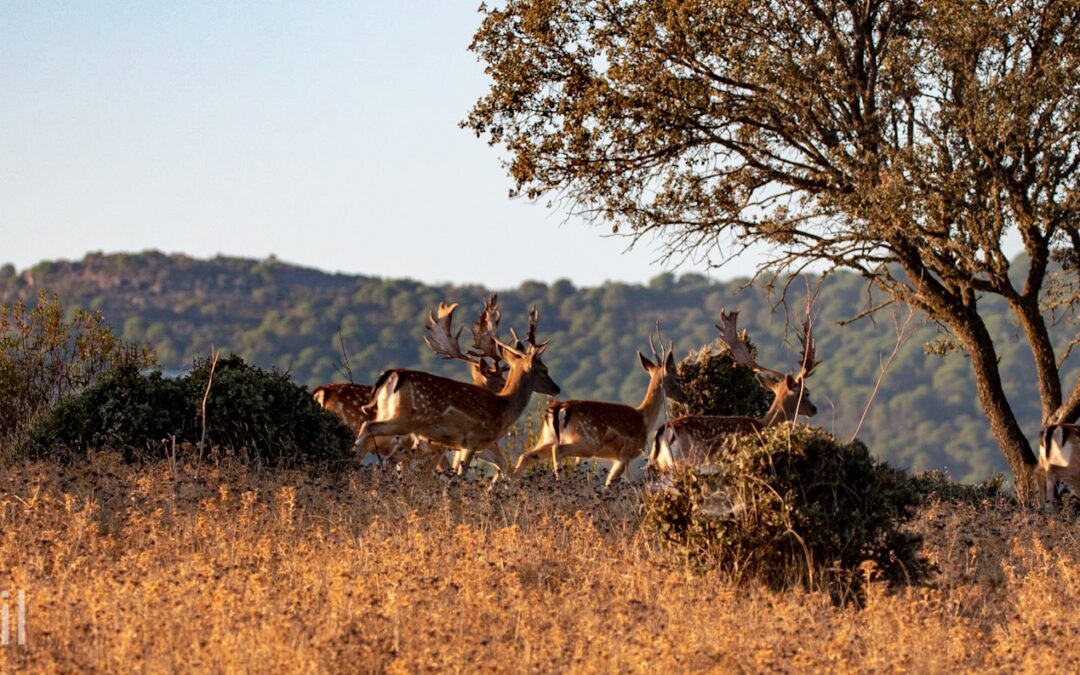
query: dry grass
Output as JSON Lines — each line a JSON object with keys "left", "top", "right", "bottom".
{"left": 1, "top": 452, "right": 1079, "bottom": 673}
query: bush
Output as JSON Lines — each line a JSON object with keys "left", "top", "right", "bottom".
{"left": 671, "top": 341, "right": 770, "bottom": 418}
{"left": 0, "top": 292, "right": 154, "bottom": 449}
{"left": 18, "top": 364, "right": 187, "bottom": 461}
{"left": 19, "top": 354, "right": 354, "bottom": 465}
{"left": 643, "top": 424, "right": 929, "bottom": 604}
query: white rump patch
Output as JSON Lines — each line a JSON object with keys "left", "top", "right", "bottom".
{"left": 1041, "top": 427, "right": 1076, "bottom": 468}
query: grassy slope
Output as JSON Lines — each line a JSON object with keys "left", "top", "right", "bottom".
{"left": 2, "top": 454, "right": 1079, "bottom": 672}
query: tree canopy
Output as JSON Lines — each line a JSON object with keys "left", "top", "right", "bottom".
{"left": 466, "top": 0, "right": 1080, "bottom": 490}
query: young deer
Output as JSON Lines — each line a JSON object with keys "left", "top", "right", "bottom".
{"left": 1038, "top": 423, "right": 1080, "bottom": 503}
{"left": 650, "top": 310, "right": 819, "bottom": 471}
{"left": 355, "top": 307, "right": 559, "bottom": 481}
{"left": 513, "top": 334, "right": 686, "bottom": 487}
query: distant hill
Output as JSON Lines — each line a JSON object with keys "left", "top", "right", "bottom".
{"left": 2, "top": 250, "right": 1076, "bottom": 481}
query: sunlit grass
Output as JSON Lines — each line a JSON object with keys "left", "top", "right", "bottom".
{"left": 1, "top": 452, "right": 1078, "bottom": 672}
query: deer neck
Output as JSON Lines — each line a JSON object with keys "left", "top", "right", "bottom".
{"left": 759, "top": 395, "right": 795, "bottom": 428}
{"left": 495, "top": 363, "right": 537, "bottom": 427}
{"left": 635, "top": 371, "right": 668, "bottom": 431}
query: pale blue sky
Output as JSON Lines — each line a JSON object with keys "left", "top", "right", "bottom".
{"left": 0, "top": 2, "right": 763, "bottom": 288}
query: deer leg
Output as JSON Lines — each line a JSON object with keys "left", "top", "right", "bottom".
{"left": 474, "top": 444, "right": 509, "bottom": 477}
{"left": 457, "top": 447, "right": 480, "bottom": 475}
{"left": 355, "top": 420, "right": 408, "bottom": 454}
{"left": 514, "top": 443, "right": 556, "bottom": 478}
{"left": 604, "top": 460, "right": 628, "bottom": 488}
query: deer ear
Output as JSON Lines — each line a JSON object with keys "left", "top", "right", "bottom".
{"left": 639, "top": 351, "right": 655, "bottom": 371}
{"left": 665, "top": 349, "right": 676, "bottom": 369}
{"left": 785, "top": 374, "right": 798, "bottom": 388}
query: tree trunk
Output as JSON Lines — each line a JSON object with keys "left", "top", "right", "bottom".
{"left": 952, "top": 308, "right": 1038, "bottom": 500}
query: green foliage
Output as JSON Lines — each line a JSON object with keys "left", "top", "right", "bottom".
{"left": 643, "top": 425, "right": 930, "bottom": 604}
{"left": 182, "top": 354, "right": 354, "bottom": 464}
{"left": 1, "top": 291, "right": 154, "bottom": 450}
{"left": 19, "top": 354, "right": 353, "bottom": 465}
{"left": 18, "top": 365, "right": 187, "bottom": 461}
{"left": 670, "top": 341, "right": 770, "bottom": 419}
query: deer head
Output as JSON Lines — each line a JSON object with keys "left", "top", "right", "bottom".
{"left": 638, "top": 328, "right": 687, "bottom": 405}
{"left": 716, "top": 309, "right": 819, "bottom": 423}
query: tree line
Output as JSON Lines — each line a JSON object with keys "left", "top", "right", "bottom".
{"left": 2, "top": 251, "right": 1075, "bottom": 481}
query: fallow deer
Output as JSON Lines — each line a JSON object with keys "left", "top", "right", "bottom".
{"left": 355, "top": 306, "right": 559, "bottom": 481}
{"left": 1038, "top": 423, "right": 1080, "bottom": 503}
{"left": 513, "top": 333, "right": 686, "bottom": 487}
{"left": 312, "top": 296, "right": 510, "bottom": 471}
{"left": 313, "top": 382, "right": 419, "bottom": 463}
{"left": 313, "top": 383, "right": 373, "bottom": 433}
{"left": 411, "top": 294, "right": 517, "bottom": 473}
{"left": 649, "top": 310, "right": 819, "bottom": 471}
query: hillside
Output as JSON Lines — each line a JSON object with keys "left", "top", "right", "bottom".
{"left": 2, "top": 250, "right": 1076, "bottom": 480}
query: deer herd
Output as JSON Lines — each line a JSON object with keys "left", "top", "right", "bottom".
{"left": 314, "top": 294, "right": 1080, "bottom": 503}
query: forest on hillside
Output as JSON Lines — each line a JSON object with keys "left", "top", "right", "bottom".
{"left": 2, "top": 251, "right": 1076, "bottom": 481}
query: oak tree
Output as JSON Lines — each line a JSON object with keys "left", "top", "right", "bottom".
{"left": 465, "top": 0, "right": 1080, "bottom": 491}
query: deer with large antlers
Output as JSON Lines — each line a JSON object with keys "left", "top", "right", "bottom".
{"left": 413, "top": 294, "right": 519, "bottom": 472}
{"left": 313, "top": 295, "right": 510, "bottom": 469}
{"left": 513, "top": 331, "right": 686, "bottom": 487}
{"left": 355, "top": 304, "right": 559, "bottom": 481}
{"left": 649, "top": 310, "right": 820, "bottom": 471}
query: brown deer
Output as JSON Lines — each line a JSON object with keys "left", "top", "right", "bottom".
{"left": 649, "top": 310, "right": 819, "bottom": 471}
{"left": 312, "top": 296, "right": 508, "bottom": 468}
{"left": 1038, "top": 423, "right": 1080, "bottom": 503}
{"left": 513, "top": 333, "right": 686, "bottom": 487}
{"left": 410, "top": 295, "right": 518, "bottom": 472}
{"left": 313, "top": 383, "right": 373, "bottom": 433}
{"left": 355, "top": 306, "right": 559, "bottom": 481}
{"left": 313, "top": 382, "right": 422, "bottom": 463}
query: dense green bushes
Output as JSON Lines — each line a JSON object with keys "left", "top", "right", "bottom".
{"left": 644, "top": 425, "right": 929, "bottom": 603}
{"left": 18, "top": 354, "right": 353, "bottom": 465}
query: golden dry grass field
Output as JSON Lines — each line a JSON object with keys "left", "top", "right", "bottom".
{"left": 1, "top": 452, "right": 1079, "bottom": 673}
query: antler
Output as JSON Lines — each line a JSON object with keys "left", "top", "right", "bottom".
{"left": 509, "top": 305, "right": 541, "bottom": 349}
{"left": 717, "top": 308, "right": 820, "bottom": 383}
{"left": 715, "top": 309, "right": 786, "bottom": 380}
{"left": 424, "top": 302, "right": 471, "bottom": 362}
{"left": 469, "top": 294, "right": 503, "bottom": 361}
{"left": 469, "top": 294, "right": 508, "bottom": 382}
{"left": 424, "top": 296, "right": 514, "bottom": 389}
{"left": 649, "top": 320, "right": 674, "bottom": 363}
{"left": 796, "top": 317, "right": 819, "bottom": 382}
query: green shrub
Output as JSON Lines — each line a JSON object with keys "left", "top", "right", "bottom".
{"left": 19, "top": 354, "right": 353, "bottom": 465}
{"left": 643, "top": 424, "right": 929, "bottom": 604}
{"left": 1, "top": 292, "right": 154, "bottom": 450}
{"left": 181, "top": 354, "right": 354, "bottom": 464}
{"left": 18, "top": 364, "right": 188, "bottom": 461}
{"left": 671, "top": 341, "right": 770, "bottom": 418}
